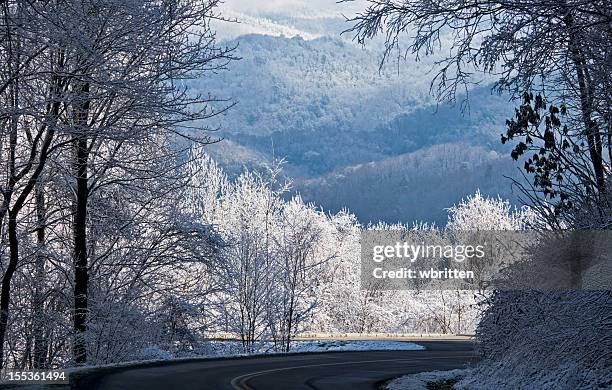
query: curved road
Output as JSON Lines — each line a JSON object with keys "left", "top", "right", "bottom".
{"left": 75, "top": 341, "right": 477, "bottom": 390}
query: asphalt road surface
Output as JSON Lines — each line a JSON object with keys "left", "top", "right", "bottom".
{"left": 74, "top": 341, "right": 477, "bottom": 390}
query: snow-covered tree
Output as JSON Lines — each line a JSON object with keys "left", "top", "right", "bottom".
{"left": 0, "top": 0, "right": 233, "bottom": 367}
{"left": 446, "top": 191, "right": 534, "bottom": 231}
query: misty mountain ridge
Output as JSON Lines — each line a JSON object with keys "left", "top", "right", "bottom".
{"left": 295, "top": 143, "right": 522, "bottom": 225}
{"left": 197, "top": 33, "right": 522, "bottom": 223}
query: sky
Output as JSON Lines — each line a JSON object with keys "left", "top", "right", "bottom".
{"left": 218, "top": 0, "right": 367, "bottom": 17}
{"left": 213, "top": 0, "right": 368, "bottom": 40}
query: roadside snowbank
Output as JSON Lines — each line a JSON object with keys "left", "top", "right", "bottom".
{"left": 458, "top": 291, "right": 612, "bottom": 390}
{"left": 291, "top": 340, "right": 424, "bottom": 352}
{"left": 189, "top": 339, "right": 424, "bottom": 355}
{"left": 384, "top": 369, "right": 469, "bottom": 390}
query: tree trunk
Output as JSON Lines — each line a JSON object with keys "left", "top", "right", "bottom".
{"left": 72, "top": 82, "right": 90, "bottom": 365}
{"left": 565, "top": 12, "right": 606, "bottom": 194}
{"left": 0, "top": 60, "right": 20, "bottom": 369}
{"left": 33, "top": 181, "right": 47, "bottom": 368}
{"left": 0, "top": 212, "right": 19, "bottom": 370}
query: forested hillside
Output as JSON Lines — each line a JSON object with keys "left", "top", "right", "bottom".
{"left": 197, "top": 33, "right": 517, "bottom": 222}
{"left": 296, "top": 143, "right": 521, "bottom": 225}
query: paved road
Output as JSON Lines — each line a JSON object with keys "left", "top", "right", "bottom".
{"left": 74, "top": 341, "right": 477, "bottom": 390}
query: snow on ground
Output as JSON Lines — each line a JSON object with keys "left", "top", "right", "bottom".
{"left": 290, "top": 340, "right": 424, "bottom": 352}
{"left": 173, "top": 339, "right": 425, "bottom": 357}
{"left": 194, "top": 339, "right": 425, "bottom": 355}
{"left": 384, "top": 369, "right": 469, "bottom": 390}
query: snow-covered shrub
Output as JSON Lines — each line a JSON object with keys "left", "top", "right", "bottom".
{"left": 460, "top": 291, "right": 611, "bottom": 389}
{"left": 134, "top": 346, "right": 173, "bottom": 361}
{"left": 86, "top": 299, "right": 155, "bottom": 365}
{"left": 456, "top": 187, "right": 612, "bottom": 389}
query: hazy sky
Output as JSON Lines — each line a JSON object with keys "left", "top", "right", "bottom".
{"left": 219, "top": 0, "right": 366, "bottom": 18}
{"left": 214, "top": 0, "right": 367, "bottom": 40}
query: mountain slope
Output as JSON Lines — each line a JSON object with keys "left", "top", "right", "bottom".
{"left": 194, "top": 33, "right": 523, "bottom": 223}
{"left": 200, "top": 34, "right": 436, "bottom": 137}
{"left": 198, "top": 34, "right": 513, "bottom": 176}
{"left": 295, "top": 143, "right": 522, "bottom": 225}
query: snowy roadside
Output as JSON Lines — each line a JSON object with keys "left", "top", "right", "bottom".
{"left": 383, "top": 369, "right": 469, "bottom": 390}
{"left": 384, "top": 365, "right": 612, "bottom": 390}
{"left": 290, "top": 340, "right": 425, "bottom": 352}
{"left": 2, "top": 340, "right": 424, "bottom": 390}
